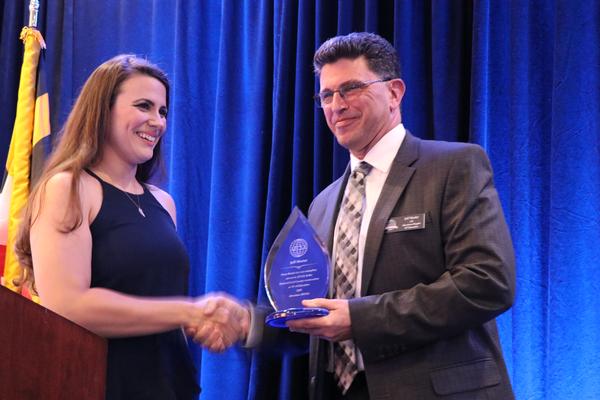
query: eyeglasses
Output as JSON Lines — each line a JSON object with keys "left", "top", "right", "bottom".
{"left": 314, "top": 78, "right": 392, "bottom": 107}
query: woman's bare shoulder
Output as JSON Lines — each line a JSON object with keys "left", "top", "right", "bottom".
{"left": 146, "top": 183, "right": 177, "bottom": 223}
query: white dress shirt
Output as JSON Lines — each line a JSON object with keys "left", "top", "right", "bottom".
{"left": 331, "top": 123, "right": 406, "bottom": 370}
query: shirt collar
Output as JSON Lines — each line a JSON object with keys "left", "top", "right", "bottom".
{"left": 350, "top": 123, "right": 406, "bottom": 174}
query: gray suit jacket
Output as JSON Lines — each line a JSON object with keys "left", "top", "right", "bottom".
{"left": 306, "top": 132, "right": 515, "bottom": 400}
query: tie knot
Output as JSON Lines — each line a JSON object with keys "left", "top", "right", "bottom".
{"left": 353, "top": 162, "right": 372, "bottom": 179}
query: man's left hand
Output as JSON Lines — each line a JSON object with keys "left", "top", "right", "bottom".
{"left": 286, "top": 298, "right": 352, "bottom": 342}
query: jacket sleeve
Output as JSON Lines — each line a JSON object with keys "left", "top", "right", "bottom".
{"left": 245, "top": 304, "right": 309, "bottom": 357}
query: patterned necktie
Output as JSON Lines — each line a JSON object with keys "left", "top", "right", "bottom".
{"left": 333, "top": 161, "right": 372, "bottom": 394}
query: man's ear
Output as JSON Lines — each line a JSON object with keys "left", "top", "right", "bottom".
{"left": 389, "top": 79, "right": 406, "bottom": 110}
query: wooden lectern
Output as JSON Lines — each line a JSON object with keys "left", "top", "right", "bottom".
{"left": 0, "top": 285, "right": 107, "bottom": 399}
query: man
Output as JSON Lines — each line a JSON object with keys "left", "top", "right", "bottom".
{"left": 192, "top": 31, "right": 515, "bottom": 400}
{"left": 284, "top": 32, "right": 516, "bottom": 399}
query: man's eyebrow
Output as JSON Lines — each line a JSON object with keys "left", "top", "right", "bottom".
{"left": 320, "top": 79, "right": 363, "bottom": 92}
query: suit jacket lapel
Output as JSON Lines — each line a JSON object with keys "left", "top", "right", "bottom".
{"left": 321, "top": 166, "right": 350, "bottom": 297}
{"left": 326, "top": 166, "right": 350, "bottom": 251}
{"left": 360, "top": 132, "right": 420, "bottom": 295}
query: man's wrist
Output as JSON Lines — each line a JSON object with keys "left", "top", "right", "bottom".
{"left": 242, "top": 302, "right": 263, "bottom": 348}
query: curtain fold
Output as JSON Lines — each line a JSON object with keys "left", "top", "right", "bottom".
{"left": 1, "top": 1, "right": 599, "bottom": 399}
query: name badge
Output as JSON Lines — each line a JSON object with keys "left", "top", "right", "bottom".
{"left": 385, "top": 213, "right": 426, "bottom": 232}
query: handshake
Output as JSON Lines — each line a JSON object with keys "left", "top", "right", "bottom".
{"left": 183, "top": 293, "right": 353, "bottom": 353}
{"left": 184, "top": 293, "right": 251, "bottom": 353}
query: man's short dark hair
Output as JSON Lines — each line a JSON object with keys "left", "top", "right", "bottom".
{"left": 313, "top": 32, "right": 401, "bottom": 79}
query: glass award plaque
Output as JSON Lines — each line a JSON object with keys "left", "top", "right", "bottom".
{"left": 264, "top": 207, "right": 330, "bottom": 328}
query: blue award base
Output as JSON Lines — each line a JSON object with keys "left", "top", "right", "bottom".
{"left": 266, "top": 307, "right": 329, "bottom": 328}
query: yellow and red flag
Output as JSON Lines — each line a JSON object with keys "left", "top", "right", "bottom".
{"left": 0, "top": 27, "right": 52, "bottom": 299}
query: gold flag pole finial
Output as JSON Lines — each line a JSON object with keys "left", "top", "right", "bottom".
{"left": 28, "top": 0, "right": 40, "bottom": 28}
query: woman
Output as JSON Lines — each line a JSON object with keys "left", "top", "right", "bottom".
{"left": 15, "top": 55, "right": 248, "bottom": 399}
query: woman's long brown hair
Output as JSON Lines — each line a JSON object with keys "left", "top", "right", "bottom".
{"left": 14, "top": 54, "right": 170, "bottom": 293}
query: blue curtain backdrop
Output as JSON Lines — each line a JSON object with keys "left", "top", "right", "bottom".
{"left": 1, "top": 1, "right": 599, "bottom": 399}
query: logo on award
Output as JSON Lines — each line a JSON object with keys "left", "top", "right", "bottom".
{"left": 289, "top": 238, "right": 308, "bottom": 258}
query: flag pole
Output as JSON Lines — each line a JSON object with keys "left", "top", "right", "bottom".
{"left": 28, "top": 0, "right": 40, "bottom": 28}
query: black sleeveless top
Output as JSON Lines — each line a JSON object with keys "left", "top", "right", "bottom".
{"left": 87, "top": 170, "right": 200, "bottom": 400}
